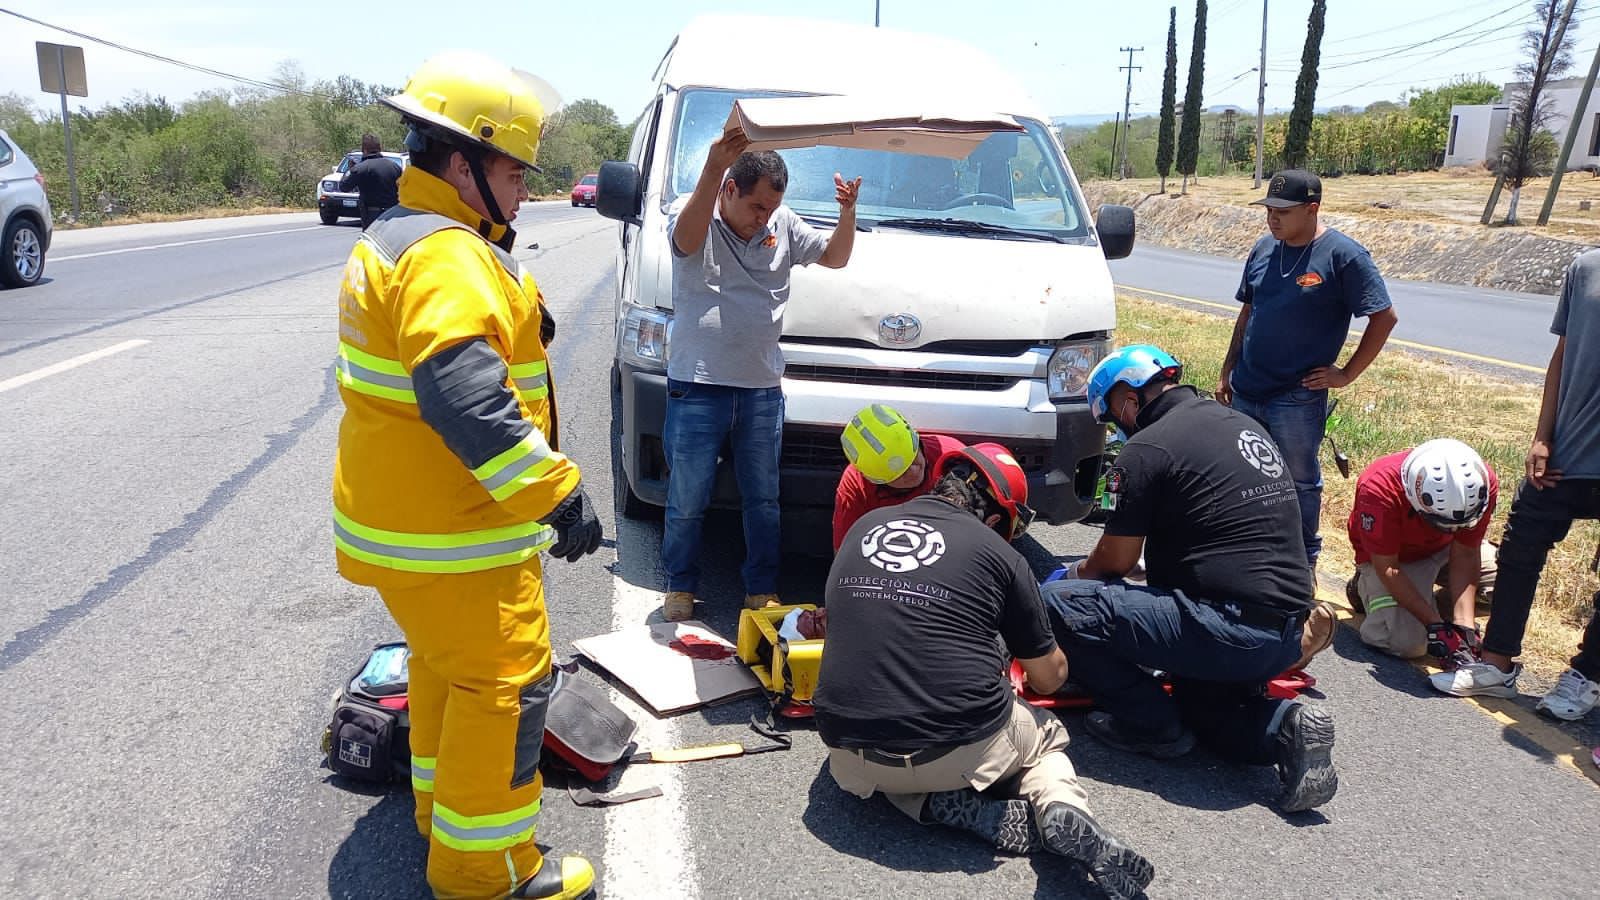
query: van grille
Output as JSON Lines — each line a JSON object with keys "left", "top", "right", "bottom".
{"left": 784, "top": 364, "right": 1019, "bottom": 391}
{"left": 782, "top": 427, "right": 1053, "bottom": 474}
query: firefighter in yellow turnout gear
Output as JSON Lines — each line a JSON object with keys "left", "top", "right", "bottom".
{"left": 333, "top": 52, "right": 601, "bottom": 900}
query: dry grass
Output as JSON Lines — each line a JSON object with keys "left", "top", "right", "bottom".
{"left": 1115, "top": 170, "right": 1600, "bottom": 244}
{"left": 1117, "top": 294, "right": 1595, "bottom": 677}
{"left": 56, "top": 206, "right": 310, "bottom": 229}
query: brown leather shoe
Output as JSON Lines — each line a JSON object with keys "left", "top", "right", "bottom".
{"left": 744, "top": 593, "right": 781, "bottom": 610}
{"left": 662, "top": 591, "right": 696, "bottom": 621}
{"left": 1292, "top": 601, "right": 1337, "bottom": 671}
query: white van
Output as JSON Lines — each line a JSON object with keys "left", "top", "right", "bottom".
{"left": 598, "top": 15, "right": 1133, "bottom": 540}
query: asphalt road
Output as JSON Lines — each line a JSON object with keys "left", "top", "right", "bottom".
{"left": 1111, "top": 244, "right": 1562, "bottom": 378}
{"left": 2, "top": 207, "right": 1596, "bottom": 899}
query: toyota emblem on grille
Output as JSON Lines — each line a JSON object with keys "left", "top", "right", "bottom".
{"left": 878, "top": 313, "right": 922, "bottom": 345}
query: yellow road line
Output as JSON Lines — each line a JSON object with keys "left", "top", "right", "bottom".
{"left": 1120, "top": 286, "right": 1547, "bottom": 375}
{"left": 1314, "top": 582, "right": 1598, "bottom": 790}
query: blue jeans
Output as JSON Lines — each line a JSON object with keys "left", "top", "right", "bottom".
{"left": 1231, "top": 387, "right": 1327, "bottom": 566}
{"left": 662, "top": 379, "right": 783, "bottom": 595}
{"left": 1042, "top": 579, "right": 1302, "bottom": 765}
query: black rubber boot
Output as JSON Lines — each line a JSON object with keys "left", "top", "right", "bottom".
{"left": 1037, "top": 802, "right": 1155, "bottom": 900}
{"left": 921, "top": 788, "right": 1042, "bottom": 854}
{"left": 1275, "top": 702, "right": 1338, "bottom": 812}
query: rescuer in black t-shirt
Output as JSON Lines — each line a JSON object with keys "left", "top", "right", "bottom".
{"left": 816, "top": 444, "right": 1154, "bottom": 900}
{"left": 1047, "top": 344, "right": 1339, "bottom": 814}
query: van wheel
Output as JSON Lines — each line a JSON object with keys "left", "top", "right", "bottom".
{"left": 1, "top": 217, "right": 45, "bottom": 288}
{"left": 319, "top": 208, "right": 340, "bottom": 225}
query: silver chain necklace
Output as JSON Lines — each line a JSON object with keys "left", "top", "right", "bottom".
{"left": 1278, "top": 236, "right": 1315, "bottom": 278}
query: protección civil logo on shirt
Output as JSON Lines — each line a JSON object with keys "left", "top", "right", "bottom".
{"left": 860, "top": 519, "right": 947, "bottom": 573}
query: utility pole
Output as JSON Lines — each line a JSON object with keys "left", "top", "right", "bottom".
{"left": 875, "top": 0, "right": 880, "bottom": 26}
{"left": 1539, "top": 37, "right": 1600, "bottom": 224}
{"left": 1254, "top": 0, "right": 1268, "bottom": 188}
{"left": 1119, "top": 46, "right": 1144, "bottom": 180}
{"left": 1111, "top": 112, "right": 1123, "bottom": 179}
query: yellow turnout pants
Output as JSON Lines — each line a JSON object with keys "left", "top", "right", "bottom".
{"left": 379, "top": 561, "right": 554, "bottom": 899}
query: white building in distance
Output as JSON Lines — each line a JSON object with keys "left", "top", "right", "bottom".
{"left": 1445, "top": 76, "right": 1600, "bottom": 170}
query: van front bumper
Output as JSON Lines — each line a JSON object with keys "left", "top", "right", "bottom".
{"left": 616, "top": 363, "right": 1103, "bottom": 527}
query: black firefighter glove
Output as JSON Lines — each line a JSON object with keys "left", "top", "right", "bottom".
{"left": 543, "top": 483, "right": 603, "bottom": 563}
{"left": 538, "top": 298, "right": 556, "bottom": 347}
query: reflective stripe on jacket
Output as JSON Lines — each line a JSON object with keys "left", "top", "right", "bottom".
{"left": 333, "top": 167, "right": 578, "bottom": 584}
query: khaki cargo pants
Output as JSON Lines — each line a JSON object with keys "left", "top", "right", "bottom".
{"left": 1355, "top": 543, "right": 1497, "bottom": 658}
{"left": 827, "top": 695, "right": 1090, "bottom": 821}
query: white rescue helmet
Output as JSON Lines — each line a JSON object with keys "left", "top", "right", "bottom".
{"left": 1401, "top": 439, "right": 1491, "bottom": 531}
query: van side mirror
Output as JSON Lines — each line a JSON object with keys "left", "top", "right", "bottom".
{"left": 597, "top": 161, "right": 643, "bottom": 226}
{"left": 1095, "top": 204, "right": 1135, "bottom": 260}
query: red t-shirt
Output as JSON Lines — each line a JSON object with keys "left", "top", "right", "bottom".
{"left": 832, "top": 433, "right": 967, "bottom": 552}
{"left": 1346, "top": 450, "right": 1499, "bottom": 565}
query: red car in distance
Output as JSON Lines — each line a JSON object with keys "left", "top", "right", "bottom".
{"left": 570, "top": 172, "right": 598, "bottom": 207}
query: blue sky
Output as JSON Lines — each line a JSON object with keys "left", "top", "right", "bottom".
{"left": 4, "top": 1, "right": 1592, "bottom": 123}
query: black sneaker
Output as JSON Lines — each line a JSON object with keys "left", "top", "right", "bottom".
{"left": 922, "top": 788, "right": 1042, "bottom": 854}
{"left": 1037, "top": 802, "right": 1155, "bottom": 900}
{"left": 1275, "top": 702, "right": 1338, "bottom": 812}
{"left": 1085, "top": 711, "right": 1196, "bottom": 759}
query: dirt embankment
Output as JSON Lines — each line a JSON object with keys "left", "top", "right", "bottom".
{"left": 1083, "top": 183, "right": 1593, "bottom": 296}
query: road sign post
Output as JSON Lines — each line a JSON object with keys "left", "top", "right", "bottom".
{"left": 36, "top": 42, "right": 87, "bottom": 223}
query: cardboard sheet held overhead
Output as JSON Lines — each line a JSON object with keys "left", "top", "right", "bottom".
{"left": 724, "top": 96, "right": 1024, "bottom": 159}
{"left": 573, "top": 620, "right": 763, "bottom": 716}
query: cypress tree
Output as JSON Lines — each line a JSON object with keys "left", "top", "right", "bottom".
{"left": 1282, "top": 0, "right": 1327, "bottom": 170}
{"left": 1156, "top": 6, "right": 1179, "bottom": 193}
{"left": 1176, "top": 0, "right": 1208, "bottom": 191}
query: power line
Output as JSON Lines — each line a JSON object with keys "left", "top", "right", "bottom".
{"left": 1277, "top": 0, "right": 1523, "bottom": 59}
{"left": 1310, "top": 0, "right": 1528, "bottom": 72}
{"left": 0, "top": 6, "right": 323, "bottom": 98}
{"left": 1326, "top": 8, "right": 1597, "bottom": 99}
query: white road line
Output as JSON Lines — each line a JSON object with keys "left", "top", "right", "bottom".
{"left": 0, "top": 339, "right": 150, "bottom": 395}
{"left": 602, "top": 579, "right": 698, "bottom": 900}
{"left": 52, "top": 226, "right": 323, "bottom": 261}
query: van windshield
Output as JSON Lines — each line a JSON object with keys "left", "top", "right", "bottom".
{"left": 666, "top": 88, "right": 1089, "bottom": 239}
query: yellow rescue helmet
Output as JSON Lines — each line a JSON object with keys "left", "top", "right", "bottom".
{"left": 382, "top": 51, "right": 561, "bottom": 169}
{"left": 841, "top": 404, "right": 921, "bottom": 485}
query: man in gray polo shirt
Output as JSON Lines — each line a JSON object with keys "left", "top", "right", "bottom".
{"left": 660, "top": 128, "right": 862, "bottom": 621}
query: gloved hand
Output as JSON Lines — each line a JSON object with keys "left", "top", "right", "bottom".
{"left": 1425, "top": 622, "right": 1474, "bottom": 668}
{"left": 538, "top": 299, "right": 556, "bottom": 347}
{"left": 543, "top": 484, "right": 602, "bottom": 563}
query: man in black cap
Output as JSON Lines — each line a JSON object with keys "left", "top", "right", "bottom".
{"left": 1217, "top": 169, "right": 1398, "bottom": 572}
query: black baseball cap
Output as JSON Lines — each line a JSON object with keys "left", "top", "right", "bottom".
{"left": 1251, "top": 169, "right": 1322, "bottom": 208}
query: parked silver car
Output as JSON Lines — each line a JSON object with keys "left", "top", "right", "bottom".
{"left": 0, "top": 129, "right": 53, "bottom": 288}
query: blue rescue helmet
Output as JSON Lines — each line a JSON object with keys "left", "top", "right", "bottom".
{"left": 1086, "top": 344, "right": 1184, "bottom": 423}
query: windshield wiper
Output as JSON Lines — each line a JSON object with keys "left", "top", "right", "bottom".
{"left": 799, "top": 214, "right": 871, "bottom": 232}
{"left": 869, "top": 217, "right": 1065, "bottom": 243}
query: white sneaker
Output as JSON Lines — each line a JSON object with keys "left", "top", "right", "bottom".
{"left": 1536, "top": 668, "right": 1600, "bottom": 721}
{"left": 1429, "top": 661, "right": 1521, "bottom": 698}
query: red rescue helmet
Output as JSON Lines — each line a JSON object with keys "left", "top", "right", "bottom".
{"left": 938, "top": 442, "right": 1035, "bottom": 541}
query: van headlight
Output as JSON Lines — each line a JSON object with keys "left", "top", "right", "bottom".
{"left": 619, "top": 304, "right": 670, "bottom": 372}
{"left": 1047, "top": 338, "right": 1109, "bottom": 401}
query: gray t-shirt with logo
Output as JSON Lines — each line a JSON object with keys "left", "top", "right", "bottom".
{"left": 1551, "top": 249, "right": 1600, "bottom": 478}
{"left": 667, "top": 199, "right": 829, "bottom": 388}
